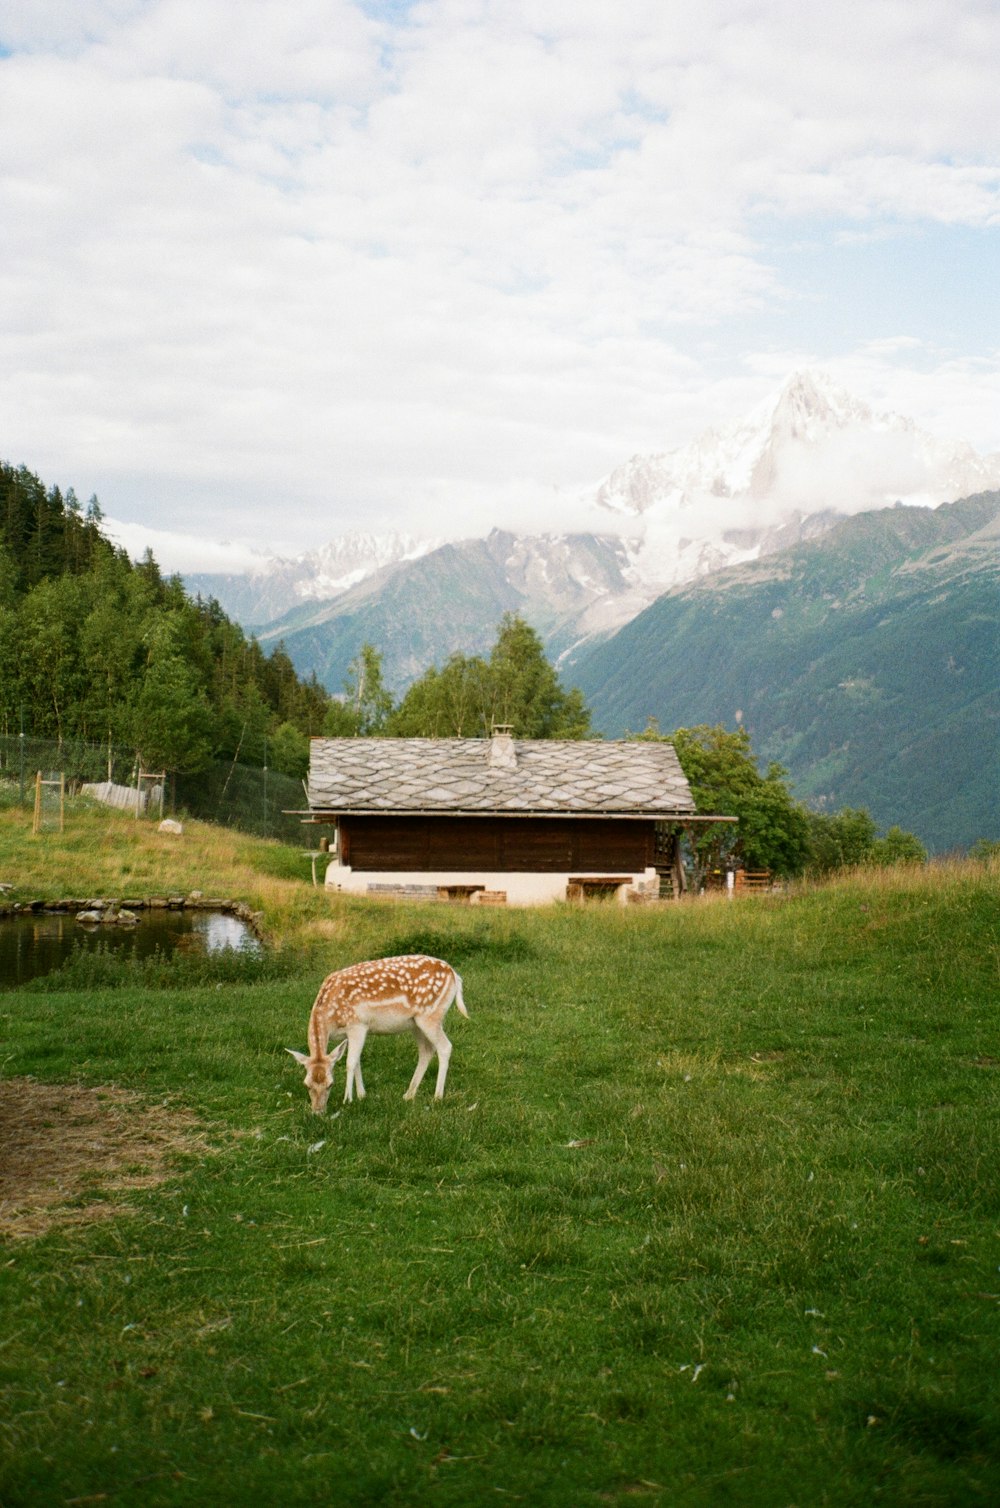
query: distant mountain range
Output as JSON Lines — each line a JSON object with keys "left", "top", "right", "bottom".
{"left": 186, "top": 371, "right": 1000, "bottom": 693}
{"left": 573, "top": 492, "right": 1000, "bottom": 853}
{"left": 248, "top": 530, "right": 647, "bottom": 690}
{"left": 186, "top": 531, "right": 438, "bottom": 629}
{"left": 181, "top": 374, "right": 1000, "bottom": 849}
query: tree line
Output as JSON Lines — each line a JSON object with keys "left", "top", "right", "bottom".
{"left": 0, "top": 461, "right": 589, "bottom": 783}
{"left": 1, "top": 458, "right": 931, "bottom": 875}
{"left": 0, "top": 462, "right": 331, "bottom": 778}
{"left": 327, "top": 616, "right": 591, "bottom": 740}
{"left": 331, "top": 640, "right": 930, "bottom": 881}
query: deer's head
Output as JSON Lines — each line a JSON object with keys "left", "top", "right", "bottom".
{"left": 286, "top": 1041, "right": 348, "bottom": 1114}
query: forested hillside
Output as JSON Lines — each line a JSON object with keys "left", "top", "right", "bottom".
{"left": 574, "top": 494, "right": 1000, "bottom": 852}
{"left": 0, "top": 462, "right": 332, "bottom": 779}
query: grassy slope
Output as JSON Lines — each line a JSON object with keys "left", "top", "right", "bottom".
{"left": 1, "top": 806, "right": 998, "bottom": 1506}
{"left": 0, "top": 802, "right": 338, "bottom": 952}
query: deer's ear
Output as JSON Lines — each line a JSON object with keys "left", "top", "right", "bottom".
{"left": 286, "top": 1049, "right": 310, "bottom": 1066}
{"left": 330, "top": 1040, "right": 349, "bottom": 1064}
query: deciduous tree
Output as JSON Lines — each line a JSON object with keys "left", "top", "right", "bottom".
{"left": 636, "top": 721, "right": 810, "bottom": 882}
{"left": 388, "top": 615, "right": 591, "bottom": 739}
{"left": 343, "top": 642, "right": 394, "bottom": 735}
{"left": 805, "top": 807, "right": 926, "bottom": 873}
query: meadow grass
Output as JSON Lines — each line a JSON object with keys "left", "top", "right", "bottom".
{"left": 1, "top": 807, "right": 998, "bottom": 1505}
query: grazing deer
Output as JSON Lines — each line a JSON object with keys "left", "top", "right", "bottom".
{"left": 287, "top": 954, "right": 468, "bottom": 1111}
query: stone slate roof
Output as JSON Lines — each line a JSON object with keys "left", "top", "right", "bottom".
{"left": 307, "top": 737, "right": 697, "bottom": 817}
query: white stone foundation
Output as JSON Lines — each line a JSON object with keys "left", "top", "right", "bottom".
{"left": 323, "top": 863, "right": 661, "bottom": 906}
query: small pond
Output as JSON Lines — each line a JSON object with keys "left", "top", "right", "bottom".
{"left": 0, "top": 909, "right": 262, "bottom": 990}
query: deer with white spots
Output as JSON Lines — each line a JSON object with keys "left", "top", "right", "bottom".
{"left": 287, "top": 954, "right": 469, "bottom": 1112}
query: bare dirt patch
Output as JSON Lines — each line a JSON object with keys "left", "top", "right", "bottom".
{"left": 0, "top": 1077, "right": 213, "bottom": 1241}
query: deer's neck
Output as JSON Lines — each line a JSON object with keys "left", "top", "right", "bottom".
{"left": 308, "top": 1007, "right": 332, "bottom": 1063}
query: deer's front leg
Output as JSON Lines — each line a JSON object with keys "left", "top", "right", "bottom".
{"left": 344, "top": 1026, "right": 368, "bottom": 1102}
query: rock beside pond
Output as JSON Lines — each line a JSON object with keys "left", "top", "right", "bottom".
{"left": 75, "top": 906, "right": 140, "bottom": 927}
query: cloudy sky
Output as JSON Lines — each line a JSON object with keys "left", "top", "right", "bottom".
{"left": 2, "top": 0, "right": 998, "bottom": 571}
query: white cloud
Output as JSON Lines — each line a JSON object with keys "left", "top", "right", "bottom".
{"left": 102, "top": 515, "right": 272, "bottom": 574}
{"left": 1, "top": 0, "right": 998, "bottom": 561}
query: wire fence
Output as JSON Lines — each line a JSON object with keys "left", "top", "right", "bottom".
{"left": 174, "top": 761, "right": 306, "bottom": 844}
{"left": 0, "top": 735, "right": 308, "bottom": 845}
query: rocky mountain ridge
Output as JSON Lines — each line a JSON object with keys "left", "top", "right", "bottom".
{"left": 186, "top": 530, "right": 438, "bottom": 628}
{"left": 184, "top": 371, "right": 1000, "bottom": 691}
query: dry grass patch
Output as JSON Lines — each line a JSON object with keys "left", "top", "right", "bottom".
{"left": 0, "top": 1077, "right": 214, "bottom": 1241}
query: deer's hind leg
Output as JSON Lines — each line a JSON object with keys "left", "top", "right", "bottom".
{"left": 404, "top": 1019, "right": 440, "bottom": 1100}
{"left": 431, "top": 1025, "right": 453, "bottom": 1099}
{"left": 407, "top": 1017, "right": 453, "bottom": 1100}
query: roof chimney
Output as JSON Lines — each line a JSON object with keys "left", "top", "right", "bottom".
{"left": 489, "top": 725, "right": 517, "bottom": 771}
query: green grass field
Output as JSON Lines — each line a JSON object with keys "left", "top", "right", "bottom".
{"left": 1, "top": 808, "right": 998, "bottom": 1505}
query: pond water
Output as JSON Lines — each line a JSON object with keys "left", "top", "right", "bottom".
{"left": 0, "top": 909, "right": 262, "bottom": 989}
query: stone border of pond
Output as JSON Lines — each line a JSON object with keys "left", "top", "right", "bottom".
{"left": 0, "top": 895, "right": 265, "bottom": 939}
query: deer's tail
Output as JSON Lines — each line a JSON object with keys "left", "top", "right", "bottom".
{"left": 453, "top": 971, "right": 469, "bottom": 1018}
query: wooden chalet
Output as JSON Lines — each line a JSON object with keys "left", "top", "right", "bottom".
{"left": 304, "top": 728, "right": 725, "bottom": 904}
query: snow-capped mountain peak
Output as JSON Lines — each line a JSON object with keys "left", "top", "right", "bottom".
{"left": 185, "top": 530, "right": 441, "bottom": 628}
{"left": 767, "top": 369, "right": 873, "bottom": 433}
{"left": 187, "top": 371, "right": 1000, "bottom": 665}
{"left": 594, "top": 370, "right": 1000, "bottom": 522}
{"left": 297, "top": 531, "right": 439, "bottom": 599}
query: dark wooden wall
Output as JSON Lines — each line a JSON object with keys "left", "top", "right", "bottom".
{"left": 339, "top": 816, "right": 658, "bottom": 874}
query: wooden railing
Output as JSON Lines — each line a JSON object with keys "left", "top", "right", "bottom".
{"left": 705, "top": 868, "right": 773, "bottom": 892}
